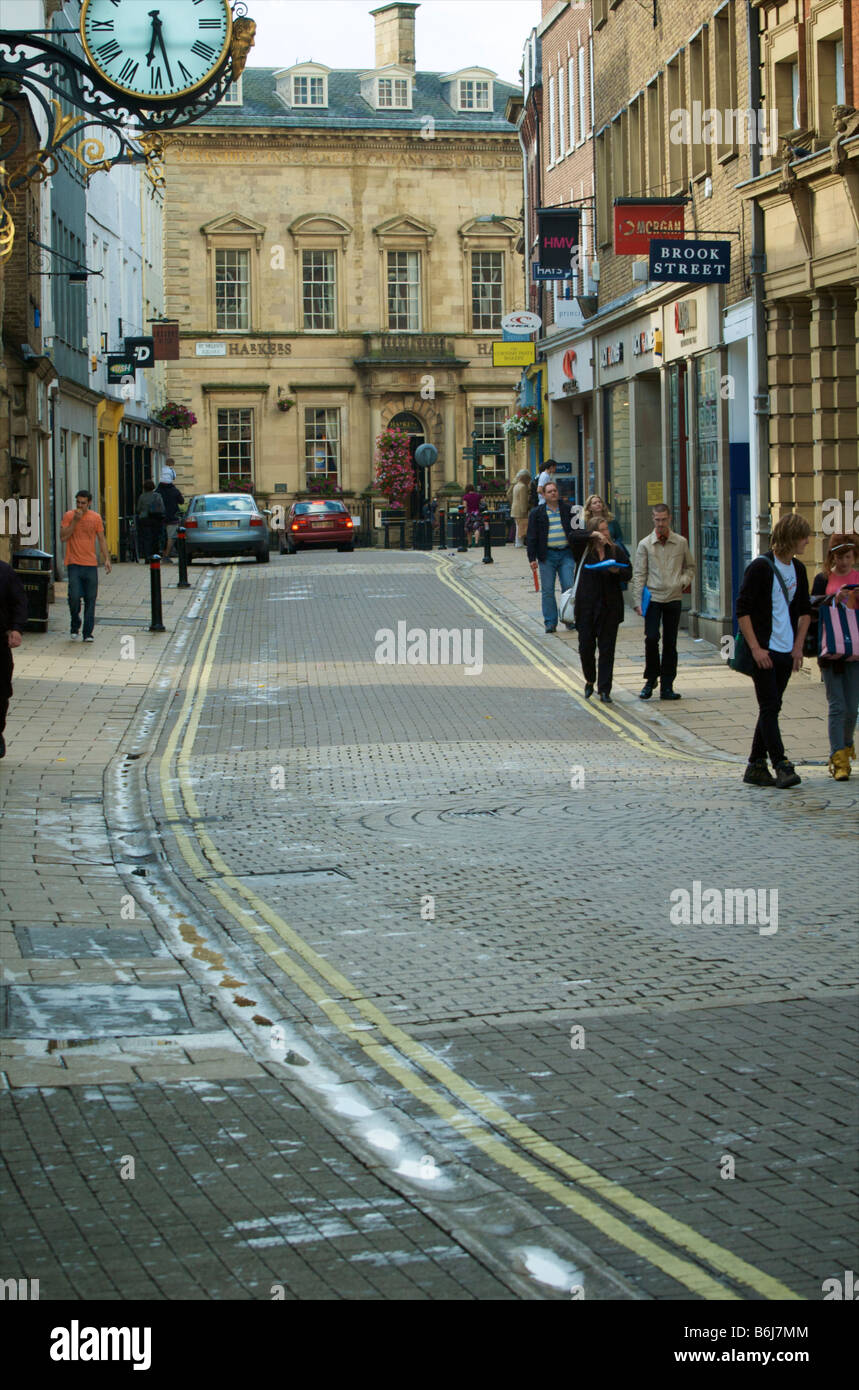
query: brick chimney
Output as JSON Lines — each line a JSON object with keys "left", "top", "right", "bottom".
{"left": 370, "top": 3, "right": 418, "bottom": 70}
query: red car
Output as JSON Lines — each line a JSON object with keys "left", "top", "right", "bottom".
{"left": 280, "top": 500, "right": 355, "bottom": 554}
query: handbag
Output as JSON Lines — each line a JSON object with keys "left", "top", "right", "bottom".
{"left": 558, "top": 556, "right": 585, "bottom": 626}
{"left": 819, "top": 599, "right": 859, "bottom": 661}
{"left": 730, "top": 556, "right": 793, "bottom": 677}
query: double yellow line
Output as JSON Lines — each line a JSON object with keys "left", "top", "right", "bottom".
{"left": 158, "top": 565, "right": 799, "bottom": 1301}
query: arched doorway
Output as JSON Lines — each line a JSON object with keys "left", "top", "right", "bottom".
{"left": 389, "top": 411, "right": 427, "bottom": 518}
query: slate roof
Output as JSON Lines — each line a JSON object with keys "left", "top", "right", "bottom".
{"left": 197, "top": 67, "right": 521, "bottom": 133}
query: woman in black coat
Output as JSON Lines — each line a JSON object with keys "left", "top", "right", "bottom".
{"left": 574, "top": 519, "right": 632, "bottom": 703}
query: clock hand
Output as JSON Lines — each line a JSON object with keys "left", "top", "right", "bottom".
{"left": 145, "top": 10, "right": 159, "bottom": 65}
{"left": 156, "top": 28, "right": 174, "bottom": 87}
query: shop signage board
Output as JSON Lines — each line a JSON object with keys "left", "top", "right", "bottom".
{"left": 536, "top": 206, "right": 581, "bottom": 270}
{"left": 648, "top": 239, "right": 731, "bottom": 283}
{"left": 501, "top": 310, "right": 541, "bottom": 333}
{"left": 152, "top": 322, "right": 180, "bottom": 360}
{"left": 106, "top": 354, "right": 134, "bottom": 383}
{"left": 123, "top": 336, "right": 154, "bottom": 368}
{"left": 492, "top": 342, "right": 536, "bottom": 367}
{"left": 532, "top": 262, "right": 573, "bottom": 281}
{"left": 614, "top": 199, "right": 685, "bottom": 255}
{"left": 196, "top": 342, "right": 227, "bottom": 356}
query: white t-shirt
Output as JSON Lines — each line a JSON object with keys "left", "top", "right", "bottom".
{"left": 537, "top": 469, "right": 554, "bottom": 503}
{"left": 770, "top": 555, "right": 797, "bottom": 654}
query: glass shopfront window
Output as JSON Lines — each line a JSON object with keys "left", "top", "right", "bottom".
{"left": 604, "top": 382, "right": 631, "bottom": 546}
{"left": 668, "top": 362, "right": 691, "bottom": 540}
{"left": 696, "top": 352, "right": 721, "bottom": 617}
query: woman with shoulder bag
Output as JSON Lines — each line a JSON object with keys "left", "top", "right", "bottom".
{"left": 810, "top": 533, "right": 859, "bottom": 781}
{"left": 735, "top": 513, "right": 813, "bottom": 789}
{"left": 135, "top": 479, "right": 165, "bottom": 562}
{"left": 574, "top": 519, "right": 632, "bottom": 703}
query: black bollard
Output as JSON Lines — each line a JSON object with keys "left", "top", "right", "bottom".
{"left": 482, "top": 514, "right": 493, "bottom": 564}
{"left": 148, "top": 554, "right": 166, "bottom": 632}
{"left": 176, "top": 526, "right": 190, "bottom": 589}
{"left": 456, "top": 510, "right": 468, "bottom": 553}
{"left": 437, "top": 509, "right": 447, "bottom": 549}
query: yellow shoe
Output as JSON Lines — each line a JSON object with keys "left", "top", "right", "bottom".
{"left": 848, "top": 743, "right": 855, "bottom": 761}
{"left": 829, "top": 747, "right": 851, "bottom": 781}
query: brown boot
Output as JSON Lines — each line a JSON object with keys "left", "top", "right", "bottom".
{"left": 829, "top": 748, "right": 851, "bottom": 781}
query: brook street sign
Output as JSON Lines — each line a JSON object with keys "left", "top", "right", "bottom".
{"left": 648, "top": 239, "right": 731, "bottom": 283}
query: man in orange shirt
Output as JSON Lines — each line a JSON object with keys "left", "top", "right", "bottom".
{"left": 60, "top": 490, "right": 111, "bottom": 642}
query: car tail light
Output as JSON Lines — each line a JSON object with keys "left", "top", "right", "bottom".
{"left": 250, "top": 516, "right": 263, "bottom": 527}
{"left": 184, "top": 517, "right": 198, "bottom": 528}
{"left": 345, "top": 518, "right": 353, "bottom": 528}
{"left": 291, "top": 522, "right": 300, "bottom": 531}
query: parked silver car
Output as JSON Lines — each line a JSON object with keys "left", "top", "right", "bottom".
{"left": 182, "top": 493, "right": 270, "bottom": 563}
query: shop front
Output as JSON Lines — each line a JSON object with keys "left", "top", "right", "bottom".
{"left": 595, "top": 306, "right": 663, "bottom": 550}
{"left": 544, "top": 333, "right": 594, "bottom": 506}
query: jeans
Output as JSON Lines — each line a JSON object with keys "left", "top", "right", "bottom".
{"left": 821, "top": 661, "right": 859, "bottom": 754}
{"left": 538, "top": 548, "right": 575, "bottom": 629}
{"left": 644, "top": 599, "right": 682, "bottom": 688}
{"left": 749, "top": 650, "right": 794, "bottom": 765}
{"left": 578, "top": 614, "right": 620, "bottom": 694}
{"left": 67, "top": 563, "right": 99, "bottom": 639}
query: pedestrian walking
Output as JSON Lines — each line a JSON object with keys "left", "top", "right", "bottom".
{"left": 526, "top": 478, "right": 587, "bottom": 633}
{"left": 536, "top": 458, "right": 557, "bottom": 503}
{"left": 463, "top": 483, "right": 483, "bottom": 546}
{"left": 736, "top": 512, "right": 813, "bottom": 789}
{"left": 632, "top": 504, "right": 696, "bottom": 700}
{"left": 60, "top": 490, "right": 111, "bottom": 642}
{"left": 583, "top": 494, "right": 624, "bottom": 545}
{"left": 0, "top": 559, "right": 27, "bottom": 758}
{"left": 575, "top": 519, "right": 632, "bottom": 703}
{"left": 157, "top": 474, "right": 185, "bottom": 564}
{"left": 136, "top": 479, "right": 166, "bottom": 562}
{"left": 510, "top": 468, "right": 531, "bottom": 547}
{"left": 810, "top": 532, "right": 859, "bottom": 781}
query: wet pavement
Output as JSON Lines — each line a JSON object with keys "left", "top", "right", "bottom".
{"left": 1, "top": 551, "right": 856, "bottom": 1300}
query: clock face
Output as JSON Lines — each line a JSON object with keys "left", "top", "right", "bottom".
{"left": 81, "top": 0, "right": 232, "bottom": 103}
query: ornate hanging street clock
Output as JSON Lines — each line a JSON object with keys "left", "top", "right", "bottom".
{"left": 80, "top": 0, "right": 233, "bottom": 104}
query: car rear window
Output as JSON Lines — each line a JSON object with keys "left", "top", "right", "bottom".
{"left": 293, "top": 501, "right": 346, "bottom": 514}
{"left": 194, "top": 495, "right": 255, "bottom": 512}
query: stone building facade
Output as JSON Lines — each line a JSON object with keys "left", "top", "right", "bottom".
{"left": 160, "top": 3, "right": 523, "bottom": 515}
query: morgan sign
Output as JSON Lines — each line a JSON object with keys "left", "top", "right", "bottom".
{"left": 614, "top": 199, "right": 685, "bottom": 255}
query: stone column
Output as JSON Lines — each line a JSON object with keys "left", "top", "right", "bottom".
{"left": 369, "top": 392, "right": 382, "bottom": 480}
{"left": 443, "top": 391, "right": 456, "bottom": 483}
{"left": 809, "top": 288, "right": 857, "bottom": 557}
{"left": 766, "top": 297, "right": 811, "bottom": 522}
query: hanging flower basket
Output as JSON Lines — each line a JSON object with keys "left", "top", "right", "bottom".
{"left": 373, "top": 426, "right": 416, "bottom": 507}
{"left": 276, "top": 395, "right": 296, "bottom": 412}
{"left": 153, "top": 401, "right": 197, "bottom": 432}
{"left": 219, "top": 476, "right": 254, "bottom": 494}
{"left": 502, "top": 406, "right": 539, "bottom": 439}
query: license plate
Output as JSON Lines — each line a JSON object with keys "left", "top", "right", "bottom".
{"left": 311, "top": 520, "right": 330, "bottom": 529}
{"left": 211, "top": 520, "right": 239, "bottom": 528}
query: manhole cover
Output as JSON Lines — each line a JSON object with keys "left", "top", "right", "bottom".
{"left": 14, "top": 928, "right": 167, "bottom": 960}
{"left": 0, "top": 985, "right": 194, "bottom": 1038}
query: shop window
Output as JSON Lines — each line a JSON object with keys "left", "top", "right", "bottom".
{"left": 471, "top": 252, "right": 504, "bottom": 332}
{"left": 217, "top": 408, "right": 254, "bottom": 491}
{"left": 305, "top": 408, "right": 340, "bottom": 483}
{"left": 473, "top": 407, "right": 507, "bottom": 481}
{"left": 696, "top": 352, "right": 721, "bottom": 617}
{"left": 604, "top": 383, "right": 631, "bottom": 547}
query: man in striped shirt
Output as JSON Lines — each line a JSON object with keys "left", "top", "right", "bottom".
{"left": 526, "top": 480, "right": 588, "bottom": 633}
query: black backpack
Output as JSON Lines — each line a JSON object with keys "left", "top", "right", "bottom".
{"left": 529, "top": 476, "right": 539, "bottom": 508}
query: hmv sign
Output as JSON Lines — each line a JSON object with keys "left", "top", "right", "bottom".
{"left": 648, "top": 239, "right": 731, "bottom": 283}
{"left": 536, "top": 206, "right": 581, "bottom": 272}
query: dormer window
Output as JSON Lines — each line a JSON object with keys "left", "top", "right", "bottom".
{"left": 359, "top": 65, "right": 413, "bottom": 111}
{"left": 378, "top": 77, "right": 409, "bottom": 108}
{"left": 221, "top": 77, "right": 243, "bottom": 105}
{"left": 294, "top": 75, "right": 325, "bottom": 105}
{"left": 440, "top": 68, "right": 496, "bottom": 114}
{"left": 275, "top": 64, "right": 330, "bottom": 110}
{"left": 459, "top": 79, "right": 490, "bottom": 110}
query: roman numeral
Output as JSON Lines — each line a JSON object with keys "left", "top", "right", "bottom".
{"left": 90, "top": 19, "right": 114, "bottom": 30}
{"left": 199, "top": 18, "right": 222, "bottom": 28}
{"left": 178, "top": 60, "right": 194, "bottom": 84}
{"left": 150, "top": 66, "right": 163, "bottom": 91}
{"left": 191, "top": 40, "right": 216, "bottom": 60}
{"left": 118, "top": 58, "right": 139, "bottom": 84}
{"left": 96, "top": 39, "right": 122, "bottom": 64}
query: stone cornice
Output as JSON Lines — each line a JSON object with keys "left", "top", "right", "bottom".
{"left": 201, "top": 382, "right": 271, "bottom": 393}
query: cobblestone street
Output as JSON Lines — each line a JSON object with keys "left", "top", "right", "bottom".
{"left": 1, "top": 551, "right": 856, "bottom": 1302}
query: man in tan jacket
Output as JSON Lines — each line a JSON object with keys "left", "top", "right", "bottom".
{"left": 632, "top": 504, "right": 696, "bottom": 700}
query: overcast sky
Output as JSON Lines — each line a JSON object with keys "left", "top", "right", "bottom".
{"left": 244, "top": 0, "right": 540, "bottom": 85}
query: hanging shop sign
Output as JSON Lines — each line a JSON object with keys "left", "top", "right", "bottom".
{"left": 124, "top": 336, "right": 154, "bottom": 368}
{"left": 492, "top": 342, "right": 536, "bottom": 367}
{"left": 648, "top": 239, "right": 731, "bottom": 283}
{"left": 532, "top": 262, "right": 573, "bottom": 282}
{"left": 153, "top": 322, "right": 180, "bottom": 360}
{"left": 501, "top": 310, "right": 542, "bottom": 334}
{"left": 536, "top": 206, "right": 581, "bottom": 271}
{"left": 614, "top": 198, "right": 685, "bottom": 256}
{"left": 106, "top": 354, "right": 135, "bottom": 383}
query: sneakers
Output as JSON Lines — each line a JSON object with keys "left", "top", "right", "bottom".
{"left": 83, "top": 635, "right": 94, "bottom": 643}
{"left": 545, "top": 625, "right": 557, "bottom": 633}
{"left": 774, "top": 759, "right": 801, "bottom": 789}
{"left": 639, "top": 682, "right": 654, "bottom": 700}
{"left": 660, "top": 688, "right": 682, "bottom": 700}
{"left": 584, "top": 683, "right": 594, "bottom": 700}
{"left": 743, "top": 759, "right": 776, "bottom": 787}
{"left": 69, "top": 629, "right": 80, "bottom": 640}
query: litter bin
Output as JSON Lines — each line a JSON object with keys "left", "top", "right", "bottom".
{"left": 12, "top": 548, "right": 52, "bottom": 632}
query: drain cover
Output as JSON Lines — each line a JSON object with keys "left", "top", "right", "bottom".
{"left": 14, "top": 928, "right": 167, "bottom": 960}
{"left": 0, "top": 984, "right": 194, "bottom": 1038}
